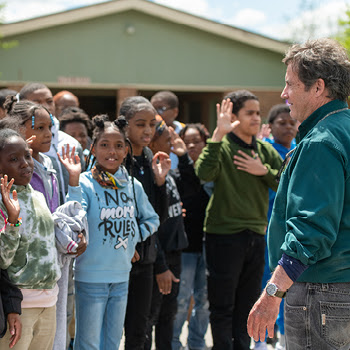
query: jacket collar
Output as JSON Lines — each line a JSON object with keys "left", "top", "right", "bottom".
{"left": 298, "top": 100, "right": 348, "bottom": 141}
{"left": 227, "top": 132, "right": 257, "bottom": 151}
{"left": 12, "top": 184, "right": 31, "bottom": 193}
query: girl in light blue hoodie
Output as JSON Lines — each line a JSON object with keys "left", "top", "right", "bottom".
{"left": 67, "top": 115, "right": 159, "bottom": 350}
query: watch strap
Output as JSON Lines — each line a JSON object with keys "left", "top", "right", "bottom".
{"left": 274, "top": 289, "right": 287, "bottom": 298}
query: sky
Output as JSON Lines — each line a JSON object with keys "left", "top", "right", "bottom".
{"left": 2, "top": 0, "right": 350, "bottom": 42}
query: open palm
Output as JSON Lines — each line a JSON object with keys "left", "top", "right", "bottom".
{"left": 152, "top": 151, "right": 171, "bottom": 186}
{"left": 58, "top": 145, "right": 82, "bottom": 182}
{"left": 0, "top": 175, "right": 20, "bottom": 224}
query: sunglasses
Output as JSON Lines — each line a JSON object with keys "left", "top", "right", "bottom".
{"left": 155, "top": 120, "right": 167, "bottom": 135}
{"left": 156, "top": 106, "right": 173, "bottom": 115}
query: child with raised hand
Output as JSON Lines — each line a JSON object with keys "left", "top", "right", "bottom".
{"left": 4, "top": 96, "right": 59, "bottom": 212}
{"left": 172, "top": 123, "right": 211, "bottom": 350}
{"left": 144, "top": 119, "right": 200, "bottom": 350}
{"left": 0, "top": 129, "right": 61, "bottom": 350}
{"left": 67, "top": 114, "right": 159, "bottom": 350}
{"left": 18, "top": 82, "right": 84, "bottom": 204}
{"left": 58, "top": 107, "right": 92, "bottom": 161}
{"left": 119, "top": 96, "right": 170, "bottom": 350}
{"left": 3, "top": 96, "right": 86, "bottom": 350}
{"left": 195, "top": 91, "right": 282, "bottom": 350}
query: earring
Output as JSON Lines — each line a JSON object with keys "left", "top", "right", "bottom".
{"left": 32, "top": 115, "right": 35, "bottom": 129}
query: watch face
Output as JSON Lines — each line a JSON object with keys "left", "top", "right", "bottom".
{"left": 266, "top": 283, "right": 277, "bottom": 296}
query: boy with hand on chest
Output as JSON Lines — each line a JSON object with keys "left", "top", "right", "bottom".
{"left": 195, "top": 90, "right": 282, "bottom": 350}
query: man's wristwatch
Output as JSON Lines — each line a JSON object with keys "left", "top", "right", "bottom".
{"left": 266, "top": 282, "right": 287, "bottom": 298}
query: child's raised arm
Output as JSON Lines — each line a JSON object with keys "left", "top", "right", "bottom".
{"left": 57, "top": 144, "right": 81, "bottom": 187}
{"left": 211, "top": 98, "right": 240, "bottom": 142}
{"left": 152, "top": 152, "right": 171, "bottom": 186}
{"left": 0, "top": 175, "right": 20, "bottom": 225}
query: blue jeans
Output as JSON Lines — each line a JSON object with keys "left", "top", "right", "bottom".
{"left": 73, "top": 281, "right": 128, "bottom": 350}
{"left": 285, "top": 282, "right": 350, "bottom": 350}
{"left": 172, "top": 251, "right": 210, "bottom": 350}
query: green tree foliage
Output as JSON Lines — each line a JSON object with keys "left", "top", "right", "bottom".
{"left": 285, "top": 0, "right": 341, "bottom": 44}
{"left": 0, "top": 2, "right": 18, "bottom": 50}
{"left": 336, "top": 6, "right": 350, "bottom": 53}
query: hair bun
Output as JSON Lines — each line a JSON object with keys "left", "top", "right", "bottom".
{"left": 114, "top": 115, "right": 128, "bottom": 130}
{"left": 92, "top": 114, "right": 109, "bottom": 128}
{"left": 3, "top": 95, "right": 18, "bottom": 113}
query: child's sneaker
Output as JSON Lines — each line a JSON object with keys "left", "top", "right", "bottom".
{"left": 276, "top": 343, "right": 286, "bottom": 350}
{"left": 275, "top": 334, "right": 286, "bottom": 350}
{"left": 254, "top": 341, "right": 268, "bottom": 350}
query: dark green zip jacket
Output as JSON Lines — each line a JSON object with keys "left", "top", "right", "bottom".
{"left": 269, "top": 100, "right": 350, "bottom": 282}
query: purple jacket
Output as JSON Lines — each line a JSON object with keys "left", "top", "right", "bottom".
{"left": 30, "top": 154, "right": 60, "bottom": 213}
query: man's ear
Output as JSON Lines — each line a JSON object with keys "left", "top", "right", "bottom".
{"left": 173, "top": 107, "right": 179, "bottom": 118}
{"left": 315, "top": 78, "right": 326, "bottom": 96}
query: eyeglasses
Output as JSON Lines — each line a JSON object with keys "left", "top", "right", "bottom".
{"left": 156, "top": 106, "right": 173, "bottom": 115}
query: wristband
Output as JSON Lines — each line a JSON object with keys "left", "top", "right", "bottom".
{"left": 5, "top": 217, "right": 22, "bottom": 227}
{"left": 0, "top": 209, "right": 6, "bottom": 233}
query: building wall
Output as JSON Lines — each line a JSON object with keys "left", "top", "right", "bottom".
{"left": 0, "top": 8, "right": 286, "bottom": 129}
{"left": 0, "top": 10, "right": 285, "bottom": 89}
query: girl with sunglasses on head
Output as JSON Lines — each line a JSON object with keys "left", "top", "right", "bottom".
{"left": 119, "top": 96, "right": 170, "bottom": 350}
{"left": 144, "top": 119, "right": 200, "bottom": 350}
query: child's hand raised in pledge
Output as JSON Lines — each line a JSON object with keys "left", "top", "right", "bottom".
{"left": 170, "top": 128, "right": 187, "bottom": 157}
{"left": 257, "top": 124, "right": 271, "bottom": 140}
{"left": 26, "top": 135, "right": 36, "bottom": 146}
{"left": 152, "top": 152, "right": 171, "bottom": 186}
{"left": 212, "top": 98, "right": 240, "bottom": 142}
{"left": 0, "top": 175, "right": 20, "bottom": 225}
{"left": 57, "top": 144, "right": 81, "bottom": 187}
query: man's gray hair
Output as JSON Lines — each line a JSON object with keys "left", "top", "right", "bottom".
{"left": 283, "top": 38, "right": 350, "bottom": 101}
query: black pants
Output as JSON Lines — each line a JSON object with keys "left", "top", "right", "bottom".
{"left": 144, "top": 251, "right": 181, "bottom": 350}
{"left": 206, "top": 231, "right": 265, "bottom": 350}
{"left": 124, "top": 263, "right": 154, "bottom": 350}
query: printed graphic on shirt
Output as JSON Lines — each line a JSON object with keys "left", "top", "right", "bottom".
{"left": 166, "top": 176, "right": 182, "bottom": 218}
{"left": 98, "top": 189, "right": 136, "bottom": 251}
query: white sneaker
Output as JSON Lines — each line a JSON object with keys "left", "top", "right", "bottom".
{"left": 276, "top": 333, "right": 286, "bottom": 350}
{"left": 254, "top": 342, "right": 268, "bottom": 350}
{"left": 275, "top": 342, "right": 286, "bottom": 350}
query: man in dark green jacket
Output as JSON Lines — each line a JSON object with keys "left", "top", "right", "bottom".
{"left": 196, "top": 90, "right": 282, "bottom": 350}
{"left": 248, "top": 38, "right": 350, "bottom": 350}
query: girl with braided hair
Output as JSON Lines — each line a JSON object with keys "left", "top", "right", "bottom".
{"left": 67, "top": 114, "right": 159, "bottom": 350}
